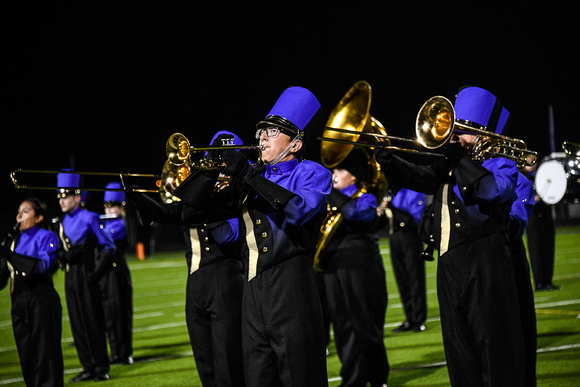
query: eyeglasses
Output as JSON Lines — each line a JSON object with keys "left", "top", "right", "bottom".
{"left": 255, "top": 126, "right": 284, "bottom": 139}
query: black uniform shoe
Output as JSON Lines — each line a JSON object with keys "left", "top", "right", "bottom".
{"left": 69, "top": 370, "right": 93, "bottom": 383}
{"left": 110, "top": 355, "right": 134, "bottom": 365}
{"left": 392, "top": 321, "right": 426, "bottom": 333}
{"left": 93, "top": 372, "right": 110, "bottom": 382}
{"left": 413, "top": 323, "right": 426, "bottom": 332}
{"left": 536, "top": 283, "right": 562, "bottom": 292}
{"left": 392, "top": 321, "right": 411, "bottom": 333}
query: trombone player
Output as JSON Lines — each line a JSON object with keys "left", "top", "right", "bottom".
{"left": 374, "top": 86, "right": 527, "bottom": 386}
{"left": 128, "top": 130, "right": 246, "bottom": 387}
{"left": 174, "top": 86, "right": 332, "bottom": 387}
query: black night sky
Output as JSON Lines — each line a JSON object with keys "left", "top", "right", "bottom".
{"left": 2, "top": 2, "right": 576, "bottom": 233}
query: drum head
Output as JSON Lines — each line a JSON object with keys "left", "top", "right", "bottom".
{"left": 535, "top": 159, "right": 568, "bottom": 204}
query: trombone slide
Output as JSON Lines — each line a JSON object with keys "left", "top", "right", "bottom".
{"left": 10, "top": 169, "right": 160, "bottom": 193}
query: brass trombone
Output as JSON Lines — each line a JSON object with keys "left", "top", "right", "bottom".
{"left": 163, "top": 132, "right": 264, "bottom": 195}
{"left": 319, "top": 91, "right": 538, "bottom": 168}
{"left": 318, "top": 83, "right": 441, "bottom": 160}
{"left": 166, "top": 132, "right": 264, "bottom": 169}
{"left": 10, "top": 167, "right": 188, "bottom": 204}
{"left": 416, "top": 95, "right": 538, "bottom": 168}
{"left": 10, "top": 169, "right": 160, "bottom": 193}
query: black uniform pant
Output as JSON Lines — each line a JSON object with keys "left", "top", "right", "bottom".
{"left": 186, "top": 259, "right": 245, "bottom": 387}
{"left": 100, "top": 258, "right": 133, "bottom": 361}
{"left": 526, "top": 208, "right": 556, "bottom": 287}
{"left": 242, "top": 255, "right": 328, "bottom": 387}
{"left": 12, "top": 277, "right": 64, "bottom": 387}
{"left": 510, "top": 236, "right": 537, "bottom": 387}
{"left": 389, "top": 228, "right": 427, "bottom": 325}
{"left": 65, "top": 266, "right": 109, "bottom": 374}
{"left": 437, "top": 234, "right": 526, "bottom": 387}
{"left": 323, "top": 254, "right": 389, "bottom": 387}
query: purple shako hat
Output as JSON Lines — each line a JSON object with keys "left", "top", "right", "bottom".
{"left": 454, "top": 86, "right": 511, "bottom": 135}
{"left": 209, "top": 130, "right": 244, "bottom": 146}
{"left": 103, "top": 182, "right": 125, "bottom": 204}
{"left": 56, "top": 169, "right": 81, "bottom": 197}
{"left": 257, "top": 86, "right": 322, "bottom": 137}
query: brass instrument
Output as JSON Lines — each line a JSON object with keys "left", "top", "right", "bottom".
{"left": 163, "top": 132, "right": 264, "bottom": 196}
{"left": 417, "top": 96, "right": 538, "bottom": 168}
{"left": 10, "top": 168, "right": 180, "bottom": 203}
{"left": 313, "top": 81, "right": 389, "bottom": 272}
{"left": 10, "top": 169, "right": 159, "bottom": 193}
{"left": 166, "top": 132, "right": 264, "bottom": 169}
{"left": 10, "top": 133, "right": 263, "bottom": 205}
{"left": 320, "top": 92, "right": 538, "bottom": 168}
{"left": 318, "top": 81, "right": 446, "bottom": 158}
{"left": 159, "top": 160, "right": 191, "bottom": 203}
{"left": 563, "top": 141, "right": 580, "bottom": 158}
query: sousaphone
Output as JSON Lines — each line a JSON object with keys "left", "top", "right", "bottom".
{"left": 313, "top": 81, "right": 389, "bottom": 271}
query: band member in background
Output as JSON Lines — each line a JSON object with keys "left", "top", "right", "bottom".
{"left": 101, "top": 183, "right": 134, "bottom": 366}
{"left": 379, "top": 187, "right": 428, "bottom": 333}
{"left": 129, "top": 130, "right": 246, "bottom": 387}
{"left": 508, "top": 169, "right": 538, "bottom": 387}
{"left": 0, "top": 198, "right": 64, "bottom": 387}
{"left": 522, "top": 157, "right": 560, "bottom": 291}
{"left": 320, "top": 149, "right": 390, "bottom": 387}
{"left": 55, "top": 171, "right": 116, "bottom": 383}
{"left": 174, "top": 86, "right": 332, "bottom": 386}
{"left": 374, "top": 86, "right": 526, "bottom": 386}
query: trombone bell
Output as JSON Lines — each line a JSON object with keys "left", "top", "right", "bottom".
{"left": 416, "top": 96, "right": 455, "bottom": 149}
{"left": 166, "top": 133, "right": 191, "bottom": 166}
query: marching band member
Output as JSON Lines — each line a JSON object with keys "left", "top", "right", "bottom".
{"left": 0, "top": 198, "right": 64, "bottom": 386}
{"left": 101, "top": 183, "right": 134, "bottom": 366}
{"left": 508, "top": 168, "right": 537, "bottom": 387}
{"left": 129, "top": 131, "right": 246, "bottom": 387}
{"left": 320, "top": 149, "right": 390, "bottom": 387}
{"left": 375, "top": 86, "right": 526, "bottom": 386}
{"left": 382, "top": 187, "right": 428, "bottom": 333}
{"left": 55, "top": 171, "right": 116, "bottom": 382}
{"left": 522, "top": 158, "right": 560, "bottom": 291}
{"left": 174, "top": 86, "right": 332, "bottom": 386}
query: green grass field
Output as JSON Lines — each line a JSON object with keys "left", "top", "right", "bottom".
{"left": 1, "top": 226, "right": 580, "bottom": 386}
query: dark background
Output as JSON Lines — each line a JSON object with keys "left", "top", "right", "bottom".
{"left": 2, "top": 2, "right": 576, "bottom": 236}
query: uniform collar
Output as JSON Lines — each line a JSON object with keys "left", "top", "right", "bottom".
{"left": 264, "top": 158, "right": 299, "bottom": 176}
{"left": 21, "top": 225, "right": 40, "bottom": 237}
{"left": 66, "top": 206, "right": 82, "bottom": 218}
{"left": 341, "top": 183, "right": 358, "bottom": 196}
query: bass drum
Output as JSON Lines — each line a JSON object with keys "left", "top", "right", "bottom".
{"left": 535, "top": 154, "right": 580, "bottom": 205}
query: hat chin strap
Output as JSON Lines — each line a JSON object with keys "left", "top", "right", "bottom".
{"left": 265, "top": 135, "right": 302, "bottom": 166}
